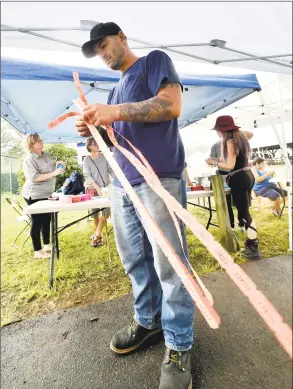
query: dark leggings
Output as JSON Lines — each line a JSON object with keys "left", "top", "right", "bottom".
{"left": 228, "top": 170, "right": 255, "bottom": 230}
{"left": 24, "top": 197, "right": 51, "bottom": 251}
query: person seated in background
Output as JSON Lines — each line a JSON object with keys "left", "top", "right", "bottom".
{"left": 251, "top": 157, "right": 287, "bottom": 216}
{"left": 83, "top": 137, "right": 114, "bottom": 247}
{"left": 22, "top": 133, "right": 65, "bottom": 259}
{"left": 209, "top": 128, "right": 254, "bottom": 230}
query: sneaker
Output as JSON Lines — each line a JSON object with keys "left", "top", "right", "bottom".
{"left": 110, "top": 320, "right": 163, "bottom": 355}
{"left": 159, "top": 348, "right": 192, "bottom": 389}
{"left": 243, "top": 239, "right": 261, "bottom": 261}
{"left": 43, "top": 244, "right": 52, "bottom": 252}
{"left": 34, "top": 250, "right": 50, "bottom": 259}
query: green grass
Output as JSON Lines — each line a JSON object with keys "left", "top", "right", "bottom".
{"left": 1, "top": 194, "right": 290, "bottom": 327}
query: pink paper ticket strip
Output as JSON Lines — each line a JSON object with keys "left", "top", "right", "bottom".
{"left": 47, "top": 71, "right": 292, "bottom": 358}
{"left": 105, "top": 125, "right": 214, "bottom": 307}
{"left": 105, "top": 124, "right": 292, "bottom": 359}
{"left": 73, "top": 98, "right": 221, "bottom": 329}
{"left": 47, "top": 85, "right": 221, "bottom": 327}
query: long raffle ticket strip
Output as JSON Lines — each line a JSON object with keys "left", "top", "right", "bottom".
{"left": 48, "top": 72, "right": 292, "bottom": 359}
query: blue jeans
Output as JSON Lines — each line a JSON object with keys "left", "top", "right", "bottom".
{"left": 111, "top": 177, "right": 194, "bottom": 351}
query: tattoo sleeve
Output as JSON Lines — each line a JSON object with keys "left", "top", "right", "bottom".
{"left": 119, "top": 83, "right": 181, "bottom": 122}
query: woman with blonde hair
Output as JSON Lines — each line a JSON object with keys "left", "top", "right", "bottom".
{"left": 22, "top": 133, "right": 65, "bottom": 259}
{"left": 206, "top": 116, "right": 260, "bottom": 260}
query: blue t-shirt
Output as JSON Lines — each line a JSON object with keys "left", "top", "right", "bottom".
{"left": 253, "top": 169, "right": 271, "bottom": 193}
{"left": 107, "top": 50, "right": 185, "bottom": 186}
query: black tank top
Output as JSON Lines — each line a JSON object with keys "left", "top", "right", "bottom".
{"left": 231, "top": 150, "right": 248, "bottom": 172}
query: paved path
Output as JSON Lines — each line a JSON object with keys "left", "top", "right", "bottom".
{"left": 1, "top": 256, "right": 292, "bottom": 389}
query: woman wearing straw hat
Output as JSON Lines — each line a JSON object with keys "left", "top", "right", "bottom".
{"left": 206, "top": 115, "right": 260, "bottom": 260}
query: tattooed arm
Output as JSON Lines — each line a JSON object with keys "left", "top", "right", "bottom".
{"left": 119, "top": 82, "right": 182, "bottom": 122}
{"left": 82, "top": 82, "right": 183, "bottom": 127}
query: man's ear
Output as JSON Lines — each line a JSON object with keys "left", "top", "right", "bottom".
{"left": 118, "top": 31, "right": 127, "bottom": 44}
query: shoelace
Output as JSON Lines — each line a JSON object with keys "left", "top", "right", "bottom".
{"left": 169, "top": 351, "right": 186, "bottom": 371}
{"left": 130, "top": 320, "right": 136, "bottom": 331}
{"left": 169, "top": 352, "right": 179, "bottom": 365}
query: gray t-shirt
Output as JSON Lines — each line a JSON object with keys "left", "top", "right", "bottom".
{"left": 83, "top": 153, "right": 114, "bottom": 188}
{"left": 22, "top": 151, "right": 56, "bottom": 200}
{"left": 210, "top": 141, "right": 221, "bottom": 159}
{"left": 210, "top": 140, "right": 230, "bottom": 174}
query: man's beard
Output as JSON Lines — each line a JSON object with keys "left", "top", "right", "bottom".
{"left": 109, "top": 60, "right": 122, "bottom": 71}
{"left": 108, "top": 47, "right": 125, "bottom": 70}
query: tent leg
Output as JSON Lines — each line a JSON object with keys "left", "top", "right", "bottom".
{"left": 277, "top": 75, "right": 292, "bottom": 252}
{"left": 259, "top": 86, "right": 292, "bottom": 252}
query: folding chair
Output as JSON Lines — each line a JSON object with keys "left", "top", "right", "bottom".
{"left": 5, "top": 197, "right": 31, "bottom": 249}
{"left": 276, "top": 182, "right": 286, "bottom": 218}
{"left": 251, "top": 191, "right": 271, "bottom": 211}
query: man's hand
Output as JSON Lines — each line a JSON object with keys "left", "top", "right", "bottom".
{"left": 83, "top": 104, "right": 120, "bottom": 127}
{"left": 75, "top": 116, "right": 91, "bottom": 137}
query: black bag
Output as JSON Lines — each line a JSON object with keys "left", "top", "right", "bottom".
{"left": 63, "top": 171, "right": 85, "bottom": 195}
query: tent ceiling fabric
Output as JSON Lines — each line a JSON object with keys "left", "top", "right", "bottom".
{"left": 1, "top": 2, "right": 292, "bottom": 74}
{"left": 1, "top": 58, "right": 260, "bottom": 144}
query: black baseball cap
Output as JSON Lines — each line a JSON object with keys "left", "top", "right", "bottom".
{"left": 82, "top": 22, "right": 122, "bottom": 58}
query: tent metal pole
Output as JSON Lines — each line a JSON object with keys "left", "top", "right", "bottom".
{"left": 277, "top": 75, "right": 292, "bottom": 252}
{"left": 221, "top": 46, "right": 292, "bottom": 68}
{"left": 1, "top": 24, "right": 81, "bottom": 49}
{"left": 129, "top": 38, "right": 215, "bottom": 63}
{"left": 2, "top": 22, "right": 291, "bottom": 69}
{"left": 130, "top": 43, "right": 210, "bottom": 49}
{"left": 216, "top": 53, "right": 292, "bottom": 64}
{"left": 1, "top": 26, "right": 84, "bottom": 32}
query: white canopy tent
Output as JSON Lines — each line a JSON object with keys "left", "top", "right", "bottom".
{"left": 1, "top": 1, "right": 292, "bottom": 250}
{"left": 1, "top": 2, "right": 292, "bottom": 74}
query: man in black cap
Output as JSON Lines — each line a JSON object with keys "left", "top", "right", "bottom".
{"left": 76, "top": 22, "right": 193, "bottom": 389}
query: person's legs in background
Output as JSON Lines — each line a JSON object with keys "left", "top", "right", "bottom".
{"left": 41, "top": 213, "right": 51, "bottom": 252}
{"left": 270, "top": 194, "right": 282, "bottom": 216}
{"left": 256, "top": 185, "right": 287, "bottom": 216}
{"left": 24, "top": 198, "right": 50, "bottom": 259}
{"left": 230, "top": 172, "right": 260, "bottom": 260}
{"left": 267, "top": 185, "right": 287, "bottom": 216}
{"left": 91, "top": 208, "right": 111, "bottom": 247}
